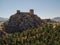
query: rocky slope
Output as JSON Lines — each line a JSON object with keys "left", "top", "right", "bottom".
{"left": 3, "top": 10, "right": 42, "bottom": 33}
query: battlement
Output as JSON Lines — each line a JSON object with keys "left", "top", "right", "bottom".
{"left": 17, "top": 10, "right": 20, "bottom": 14}
{"left": 16, "top": 9, "right": 34, "bottom": 15}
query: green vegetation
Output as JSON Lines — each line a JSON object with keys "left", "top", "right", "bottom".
{"left": 0, "top": 23, "right": 60, "bottom": 45}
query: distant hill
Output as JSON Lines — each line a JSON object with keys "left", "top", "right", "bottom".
{"left": 52, "top": 17, "right": 60, "bottom": 22}
{"left": 0, "top": 17, "right": 8, "bottom": 22}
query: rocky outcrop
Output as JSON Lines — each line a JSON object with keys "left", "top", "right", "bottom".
{"left": 3, "top": 9, "right": 42, "bottom": 33}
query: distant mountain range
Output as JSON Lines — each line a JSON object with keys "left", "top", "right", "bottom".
{"left": 52, "top": 17, "right": 60, "bottom": 22}
{"left": 0, "top": 17, "right": 8, "bottom": 22}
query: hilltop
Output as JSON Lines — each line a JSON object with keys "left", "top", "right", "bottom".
{"left": 3, "top": 9, "right": 42, "bottom": 33}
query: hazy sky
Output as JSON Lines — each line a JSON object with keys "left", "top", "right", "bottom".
{"left": 0, "top": 0, "right": 60, "bottom": 19}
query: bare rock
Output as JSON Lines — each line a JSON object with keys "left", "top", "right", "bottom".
{"left": 3, "top": 9, "right": 42, "bottom": 33}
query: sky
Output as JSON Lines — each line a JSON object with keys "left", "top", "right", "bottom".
{"left": 0, "top": 0, "right": 60, "bottom": 19}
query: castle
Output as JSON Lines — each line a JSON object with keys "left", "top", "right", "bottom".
{"left": 16, "top": 9, "right": 34, "bottom": 15}
{"left": 3, "top": 9, "right": 42, "bottom": 33}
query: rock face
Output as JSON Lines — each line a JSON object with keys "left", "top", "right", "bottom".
{"left": 3, "top": 9, "right": 42, "bottom": 33}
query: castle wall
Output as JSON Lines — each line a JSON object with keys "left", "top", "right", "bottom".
{"left": 16, "top": 9, "right": 34, "bottom": 15}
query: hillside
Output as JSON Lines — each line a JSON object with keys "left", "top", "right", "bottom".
{"left": 3, "top": 9, "right": 42, "bottom": 33}
{"left": 0, "top": 10, "right": 60, "bottom": 45}
{"left": 52, "top": 17, "right": 60, "bottom": 22}
{"left": 0, "top": 23, "right": 60, "bottom": 45}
